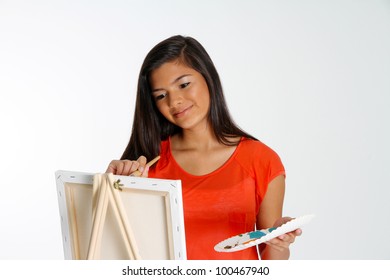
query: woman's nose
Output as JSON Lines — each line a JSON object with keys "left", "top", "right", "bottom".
{"left": 168, "top": 90, "right": 183, "bottom": 108}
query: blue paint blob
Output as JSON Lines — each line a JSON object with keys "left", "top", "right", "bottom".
{"left": 269, "top": 227, "right": 277, "bottom": 233}
{"left": 248, "top": 227, "right": 278, "bottom": 239}
{"left": 248, "top": 230, "right": 266, "bottom": 239}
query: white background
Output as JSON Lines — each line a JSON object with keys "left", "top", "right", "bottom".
{"left": 0, "top": 0, "right": 389, "bottom": 259}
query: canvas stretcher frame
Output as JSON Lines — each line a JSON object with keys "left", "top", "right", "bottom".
{"left": 55, "top": 170, "right": 187, "bottom": 260}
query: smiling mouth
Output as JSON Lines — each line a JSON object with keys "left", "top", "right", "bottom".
{"left": 173, "top": 105, "right": 193, "bottom": 118}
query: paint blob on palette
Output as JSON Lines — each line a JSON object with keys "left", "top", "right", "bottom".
{"left": 214, "top": 214, "right": 315, "bottom": 252}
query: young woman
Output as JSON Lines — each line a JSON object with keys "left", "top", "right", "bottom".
{"left": 106, "top": 35, "right": 301, "bottom": 260}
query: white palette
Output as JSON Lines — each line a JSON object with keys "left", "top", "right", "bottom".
{"left": 214, "top": 214, "right": 315, "bottom": 252}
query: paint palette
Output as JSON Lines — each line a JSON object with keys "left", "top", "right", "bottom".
{"left": 214, "top": 214, "right": 315, "bottom": 252}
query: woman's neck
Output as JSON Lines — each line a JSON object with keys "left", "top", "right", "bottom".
{"left": 172, "top": 126, "right": 219, "bottom": 152}
{"left": 169, "top": 126, "right": 241, "bottom": 176}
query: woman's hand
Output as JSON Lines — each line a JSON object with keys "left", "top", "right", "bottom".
{"left": 264, "top": 217, "right": 302, "bottom": 252}
{"left": 105, "top": 156, "right": 149, "bottom": 177}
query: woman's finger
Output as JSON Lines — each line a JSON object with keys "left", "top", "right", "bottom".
{"left": 136, "top": 156, "right": 147, "bottom": 173}
{"left": 119, "top": 160, "right": 135, "bottom": 175}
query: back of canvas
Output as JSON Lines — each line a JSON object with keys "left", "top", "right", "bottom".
{"left": 56, "top": 171, "right": 186, "bottom": 260}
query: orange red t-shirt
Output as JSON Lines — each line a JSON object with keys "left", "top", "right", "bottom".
{"left": 148, "top": 138, "right": 285, "bottom": 260}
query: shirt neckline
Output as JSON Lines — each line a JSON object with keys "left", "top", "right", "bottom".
{"left": 166, "top": 137, "right": 244, "bottom": 178}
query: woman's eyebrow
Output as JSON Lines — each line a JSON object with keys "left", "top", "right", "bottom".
{"left": 172, "top": 74, "right": 191, "bottom": 84}
{"left": 152, "top": 74, "right": 192, "bottom": 93}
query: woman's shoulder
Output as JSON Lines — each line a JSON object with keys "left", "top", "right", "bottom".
{"left": 238, "top": 137, "right": 279, "bottom": 156}
{"left": 235, "top": 137, "right": 285, "bottom": 179}
{"left": 236, "top": 137, "right": 283, "bottom": 167}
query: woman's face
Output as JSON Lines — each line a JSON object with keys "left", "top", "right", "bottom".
{"left": 150, "top": 60, "right": 210, "bottom": 132}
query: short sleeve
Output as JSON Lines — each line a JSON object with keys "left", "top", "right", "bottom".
{"left": 253, "top": 142, "right": 285, "bottom": 206}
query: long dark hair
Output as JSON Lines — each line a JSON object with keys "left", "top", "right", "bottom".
{"left": 121, "top": 35, "right": 256, "bottom": 161}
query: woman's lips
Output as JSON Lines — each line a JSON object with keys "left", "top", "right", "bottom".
{"left": 173, "top": 105, "right": 193, "bottom": 118}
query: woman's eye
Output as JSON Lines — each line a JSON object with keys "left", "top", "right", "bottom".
{"left": 180, "top": 82, "right": 190, "bottom": 89}
{"left": 154, "top": 93, "right": 167, "bottom": 101}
